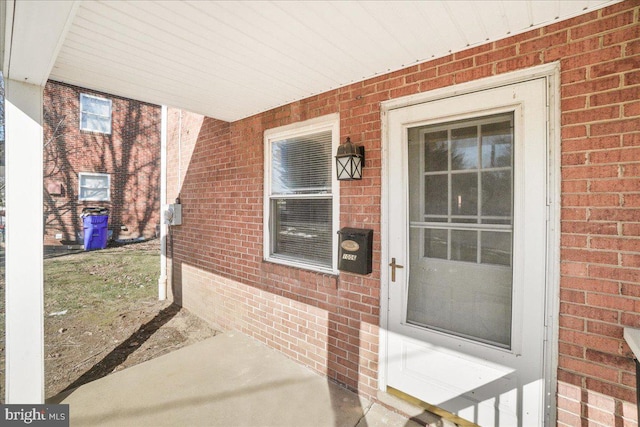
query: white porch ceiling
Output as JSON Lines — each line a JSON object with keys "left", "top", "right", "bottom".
{"left": 4, "top": 0, "right": 620, "bottom": 122}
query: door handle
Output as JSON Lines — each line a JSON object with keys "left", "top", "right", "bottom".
{"left": 389, "top": 257, "right": 404, "bottom": 282}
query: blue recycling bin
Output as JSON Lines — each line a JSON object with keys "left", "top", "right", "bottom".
{"left": 82, "top": 207, "right": 109, "bottom": 250}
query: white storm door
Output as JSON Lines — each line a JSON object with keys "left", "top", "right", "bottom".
{"left": 386, "top": 78, "right": 549, "bottom": 426}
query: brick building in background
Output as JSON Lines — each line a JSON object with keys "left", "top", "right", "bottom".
{"left": 165, "top": 2, "right": 640, "bottom": 425}
{"left": 43, "top": 81, "right": 161, "bottom": 246}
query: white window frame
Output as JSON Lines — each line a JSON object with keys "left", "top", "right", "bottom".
{"left": 78, "top": 172, "right": 111, "bottom": 202}
{"left": 263, "top": 114, "right": 340, "bottom": 274}
{"left": 80, "top": 93, "right": 112, "bottom": 134}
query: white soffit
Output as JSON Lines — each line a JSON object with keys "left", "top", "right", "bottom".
{"left": 10, "top": 0, "right": 622, "bottom": 122}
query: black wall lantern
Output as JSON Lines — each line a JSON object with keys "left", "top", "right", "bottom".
{"left": 335, "top": 137, "right": 365, "bottom": 180}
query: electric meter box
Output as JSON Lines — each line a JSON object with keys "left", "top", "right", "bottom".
{"left": 164, "top": 204, "right": 182, "bottom": 226}
{"left": 337, "top": 228, "right": 373, "bottom": 275}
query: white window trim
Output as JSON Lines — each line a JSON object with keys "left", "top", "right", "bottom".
{"left": 78, "top": 172, "right": 111, "bottom": 202}
{"left": 79, "top": 93, "right": 112, "bottom": 134}
{"left": 263, "top": 113, "right": 340, "bottom": 274}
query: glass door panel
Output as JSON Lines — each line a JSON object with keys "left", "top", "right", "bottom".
{"left": 407, "top": 113, "right": 514, "bottom": 348}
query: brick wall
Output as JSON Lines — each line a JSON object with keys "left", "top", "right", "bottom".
{"left": 43, "top": 81, "right": 161, "bottom": 246}
{"left": 167, "top": 1, "right": 640, "bottom": 424}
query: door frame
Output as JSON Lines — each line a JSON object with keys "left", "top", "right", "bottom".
{"left": 379, "top": 63, "right": 561, "bottom": 426}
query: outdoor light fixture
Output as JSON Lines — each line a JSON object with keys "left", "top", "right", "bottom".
{"left": 335, "top": 137, "right": 365, "bottom": 180}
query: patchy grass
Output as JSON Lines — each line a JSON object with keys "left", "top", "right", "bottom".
{"left": 44, "top": 248, "right": 158, "bottom": 318}
{"left": 0, "top": 241, "right": 218, "bottom": 401}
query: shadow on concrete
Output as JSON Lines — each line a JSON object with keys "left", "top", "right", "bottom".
{"left": 48, "top": 332, "right": 389, "bottom": 427}
{"left": 61, "top": 303, "right": 181, "bottom": 393}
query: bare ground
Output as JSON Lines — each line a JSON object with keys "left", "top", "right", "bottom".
{"left": 45, "top": 299, "right": 219, "bottom": 399}
{"left": 0, "top": 239, "right": 220, "bottom": 401}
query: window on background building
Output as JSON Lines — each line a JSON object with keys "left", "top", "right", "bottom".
{"left": 80, "top": 93, "right": 112, "bottom": 134}
{"left": 264, "top": 115, "right": 339, "bottom": 273}
{"left": 78, "top": 172, "right": 110, "bottom": 201}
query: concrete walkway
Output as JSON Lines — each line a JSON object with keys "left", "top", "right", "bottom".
{"left": 49, "top": 332, "right": 428, "bottom": 427}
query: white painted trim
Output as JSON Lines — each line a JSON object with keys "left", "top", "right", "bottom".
{"left": 158, "top": 105, "right": 168, "bottom": 301}
{"left": 41, "top": 1, "right": 81, "bottom": 87}
{"left": 1, "top": 0, "right": 15, "bottom": 76}
{"left": 624, "top": 328, "right": 640, "bottom": 360}
{"left": 263, "top": 113, "right": 340, "bottom": 275}
{"left": 378, "top": 107, "right": 390, "bottom": 390}
{"left": 381, "top": 63, "right": 560, "bottom": 114}
{"left": 4, "top": 0, "right": 79, "bottom": 85}
{"left": 543, "top": 64, "right": 562, "bottom": 427}
{"left": 379, "top": 63, "right": 560, "bottom": 427}
{"left": 4, "top": 79, "right": 45, "bottom": 403}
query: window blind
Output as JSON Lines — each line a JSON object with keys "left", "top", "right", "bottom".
{"left": 271, "top": 131, "right": 332, "bottom": 195}
{"left": 269, "top": 130, "right": 333, "bottom": 268}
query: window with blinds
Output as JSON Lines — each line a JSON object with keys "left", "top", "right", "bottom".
{"left": 264, "top": 115, "right": 339, "bottom": 272}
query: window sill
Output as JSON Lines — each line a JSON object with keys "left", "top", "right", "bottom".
{"left": 263, "top": 256, "right": 338, "bottom": 277}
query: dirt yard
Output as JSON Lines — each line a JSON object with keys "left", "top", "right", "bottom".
{"left": 0, "top": 239, "right": 220, "bottom": 401}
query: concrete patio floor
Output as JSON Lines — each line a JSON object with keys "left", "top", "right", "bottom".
{"left": 48, "top": 331, "right": 452, "bottom": 427}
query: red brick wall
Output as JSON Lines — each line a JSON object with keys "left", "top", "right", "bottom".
{"left": 167, "top": 1, "right": 640, "bottom": 424}
{"left": 44, "top": 81, "right": 161, "bottom": 246}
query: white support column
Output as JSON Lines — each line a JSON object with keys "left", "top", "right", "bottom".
{"left": 158, "top": 105, "right": 168, "bottom": 301}
{"left": 4, "top": 79, "right": 45, "bottom": 403}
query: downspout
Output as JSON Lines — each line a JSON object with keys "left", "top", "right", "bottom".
{"left": 158, "top": 105, "right": 167, "bottom": 301}
{"left": 178, "top": 110, "right": 182, "bottom": 188}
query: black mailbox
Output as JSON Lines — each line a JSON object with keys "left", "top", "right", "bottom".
{"left": 337, "top": 228, "right": 373, "bottom": 275}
